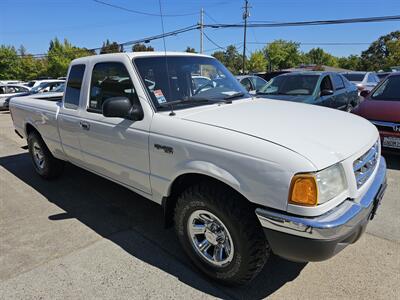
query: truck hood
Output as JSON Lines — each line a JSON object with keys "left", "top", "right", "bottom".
{"left": 257, "top": 94, "right": 313, "bottom": 103}
{"left": 180, "top": 99, "right": 378, "bottom": 169}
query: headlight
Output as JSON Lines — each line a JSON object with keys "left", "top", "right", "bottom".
{"left": 289, "top": 164, "right": 347, "bottom": 206}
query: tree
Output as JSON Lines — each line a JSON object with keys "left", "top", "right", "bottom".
{"left": 132, "top": 43, "right": 154, "bottom": 52}
{"left": 0, "top": 46, "right": 21, "bottom": 79}
{"left": 100, "top": 39, "right": 121, "bottom": 54}
{"left": 211, "top": 45, "right": 242, "bottom": 74}
{"left": 360, "top": 31, "right": 400, "bottom": 70}
{"left": 338, "top": 55, "right": 361, "bottom": 71}
{"left": 185, "top": 46, "right": 196, "bottom": 53}
{"left": 247, "top": 50, "right": 267, "bottom": 73}
{"left": 47, "top": 38, "right": 94, "bottom": 78}
{"left": 263, "top": 40, "right": 301, "bottom": 71}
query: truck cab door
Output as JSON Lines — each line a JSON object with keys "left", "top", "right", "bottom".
{"left": 58, "top": 64, "right": 86, "bottom": 164}
{"left": 78, "top": 61, "right": 152, "bottom": 195}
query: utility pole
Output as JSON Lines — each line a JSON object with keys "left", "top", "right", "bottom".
{"left": 200, "top": 8, "right": 204, "bottom": 54}
{"left": 242, "top": 0, "right": 250, "bottom": 74}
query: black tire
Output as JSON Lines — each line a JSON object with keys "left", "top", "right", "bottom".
{"left": 27, "top": 131, "right": 64, "bottom": 179}
{"left": 174, "top": 182, "right": 270, "bottom": 285}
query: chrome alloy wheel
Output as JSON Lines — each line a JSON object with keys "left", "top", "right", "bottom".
{"left": 32, "top": 141, "right": 45, "bottom": 170}
{"left": 187, "top": 210, "right": 234, "bottom": 267}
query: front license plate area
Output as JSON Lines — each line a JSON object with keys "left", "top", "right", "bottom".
{"left": 370, "top": 181, "right": 387, "bottom": 220}
{"left": 383, "top": 136, "right": 400, "bottom": 149}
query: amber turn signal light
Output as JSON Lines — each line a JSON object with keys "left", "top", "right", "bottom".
{"left": 289, "top": 174, "right": 318, "bottom": 206}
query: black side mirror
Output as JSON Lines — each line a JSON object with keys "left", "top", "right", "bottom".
{"left": 360, "top": 90, "right": 369, "bottom": 98}
{"left": 321, "top": 89, "right": 334, "bottom": 97}
{"left": 102, "top": 97, "right": 144, "bottom": 121}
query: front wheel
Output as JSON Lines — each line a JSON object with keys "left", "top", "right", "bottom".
{"left": 174, "top": 183, "right": 270, "bottom": 285}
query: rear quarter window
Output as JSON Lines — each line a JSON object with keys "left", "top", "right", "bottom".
{"left": 64, "top": 64, "right": 85, "bottom": 109}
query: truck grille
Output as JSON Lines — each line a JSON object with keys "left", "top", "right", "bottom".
{"left": 353, "top": 141, "right": 379, "bottom": 188}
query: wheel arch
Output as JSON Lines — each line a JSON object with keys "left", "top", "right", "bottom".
{"left": 162, "top": 171, "right": 253, "bottom": 228}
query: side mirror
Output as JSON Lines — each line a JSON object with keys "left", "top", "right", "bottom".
{"left": 360, "top": 90, "right": 369, "bottom": 98}
{"left": 321, "top": 89, "right": 334, "bottom": 97}
{"left": 102, "top": 97, "right": 144, "bottom": 121}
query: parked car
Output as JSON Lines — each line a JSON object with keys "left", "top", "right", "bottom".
{"left": 236, "top": 75, "right": 268, "bottom": 93}
{"left": 9, "top": 52, "right": 387, "bottom": 285}
{"left": 10, "top": 80, "right": 64, "bottom": 98}
{"left": 4, "top": 83, "right": 65, "bottom": 109}
{"left": 192, "top": 75, "right": 213, "bottom": 90}
{"left": 376, "top": 72, "right": 391, "bottom": 82}
{"left": 0, "top": 84, "right": 31, "bottom": 109}
{"left": 24, "top": 79, "right": 61, "bottom": 88}
{"left": 353, "top": 73, "right": 400, "bottom": 153}
{"left": 342, "top": 72, "right": 380, "bottom": 94}
{"left": 257, "top": 72, "right": 359, "bottom": 111}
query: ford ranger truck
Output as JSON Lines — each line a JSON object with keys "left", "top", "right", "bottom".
{"left": 9, "top": 52, "right": 387, "bottom": 285}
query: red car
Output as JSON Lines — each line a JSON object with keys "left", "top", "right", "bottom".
{"left": 352, "top": 73, "right": 400, "bottom": 153}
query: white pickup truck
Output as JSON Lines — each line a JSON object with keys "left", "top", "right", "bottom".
{"left": 10, "top": 52, "right": 387, "bottom": 285}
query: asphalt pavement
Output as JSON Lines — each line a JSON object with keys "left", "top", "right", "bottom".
{"left": 0, "top": 111, "right": 399, "bottom": 299}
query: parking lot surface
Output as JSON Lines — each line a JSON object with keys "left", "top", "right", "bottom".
{"left": 0, "top": 111, "right": 399, "bottom": 299}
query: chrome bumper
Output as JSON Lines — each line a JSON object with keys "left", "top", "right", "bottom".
{"left": 256, "top": 157, "right": 387, "bottom": 241}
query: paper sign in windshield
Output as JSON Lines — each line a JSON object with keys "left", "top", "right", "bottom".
{"left": 154, "top": 89, "right": 167, "bottom": 104}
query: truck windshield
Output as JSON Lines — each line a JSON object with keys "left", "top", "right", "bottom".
{"left": 133, "top": 56, "right": 247, "bottom": 110}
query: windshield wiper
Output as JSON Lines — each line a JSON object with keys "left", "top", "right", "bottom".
{"left": 223, "top": 92, "right": 245, "bottom": 100}
{"left": 158, "top": 97, "right": 231, "bottom": 116}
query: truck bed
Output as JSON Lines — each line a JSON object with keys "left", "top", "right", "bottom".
{"left": 10, "top": 95, "right": 64, "bottom": 159}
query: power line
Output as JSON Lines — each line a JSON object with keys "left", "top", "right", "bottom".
{"left": 205, "top": 15, "right": 400, "bottom": 28}
{"left": 203, "top": 32, "right": 226, "bottom": 50}
{"left": 17, "top": 24, "right": 200, "bottom": 58}
{"left": 92, "top": 0, "right": 197, "bottom": 17}
{"left": 247, "top": 42, "right": 372, "bottom": 45}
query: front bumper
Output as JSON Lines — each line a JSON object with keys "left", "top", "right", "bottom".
{"left": 255, "top": 157, "right": 387, "bottom": 262}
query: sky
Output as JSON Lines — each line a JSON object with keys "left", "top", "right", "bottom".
{"left": 1, "top": 0, "right": 400, "bottom": 57}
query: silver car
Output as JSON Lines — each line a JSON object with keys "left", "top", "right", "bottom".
{"left": 236, "top": 75, "right": 268, "bottom": 93}
{"left": 341, "top": 72, "right": 380, "bottom": 94}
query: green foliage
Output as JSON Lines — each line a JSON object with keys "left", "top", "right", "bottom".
{"left": 47, "top": 38, "right": 94, "bottom": 78}
{"left": 306, "top": 48, "right": 338, "bottom": 67}
{"left": 185, "top": 46, "right": 196, "bottom": 53}
{"left": 263, "top": 40, "right": 301, "bottom": 71}
{"left": 0, "top": 31, "right": 399, "bottom": 80}
{"left": 100, "top": 39, "right": 121, "bottom": 54}
{"left": 360, "top": 31, "right": 400, "bottom": 71}
{"left": 211, "top": 45, "right": 243, "bottom": 74}
{"left": 0, "top": 46, "right": 21, "bottom": 79}
{"left": 337, "top": 55, "right": 361, "bottom": 71}
{"left": 132, "top": 43, "right": 154, "bottom": 52}
{"left": 247, "top": 50, "right": 267, "bottom": 73}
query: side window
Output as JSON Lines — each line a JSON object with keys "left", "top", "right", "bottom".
{"left": 320, "top": 75, "right": 333, "bottom": 92}
{"left": 332, "top": 74, "right": 345, "bottom": 90}
{"left": 88, "top": 62, "right": 138, "bottom": 113}
{"left": 252, "top": 76, "right": 267, "bottom": 91}
{"left": 64, "top": 65, "right": 85, "bottom": 109}
{"left": 240, "top": 78, "right": 253, "bottom": 91}
{"left": 367, "top": 73, "right": 377, "bottom": 83}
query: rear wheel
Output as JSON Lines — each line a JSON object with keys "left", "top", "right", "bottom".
{"left": 174, "top": 182, "right": 270, "bottom": 285}
{"left": 28, "top": 131, "right": 64, "bottom": 179}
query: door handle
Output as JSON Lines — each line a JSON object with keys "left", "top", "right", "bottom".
{"left": 79, "top": 121, "right": 90, "bottom": 130}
